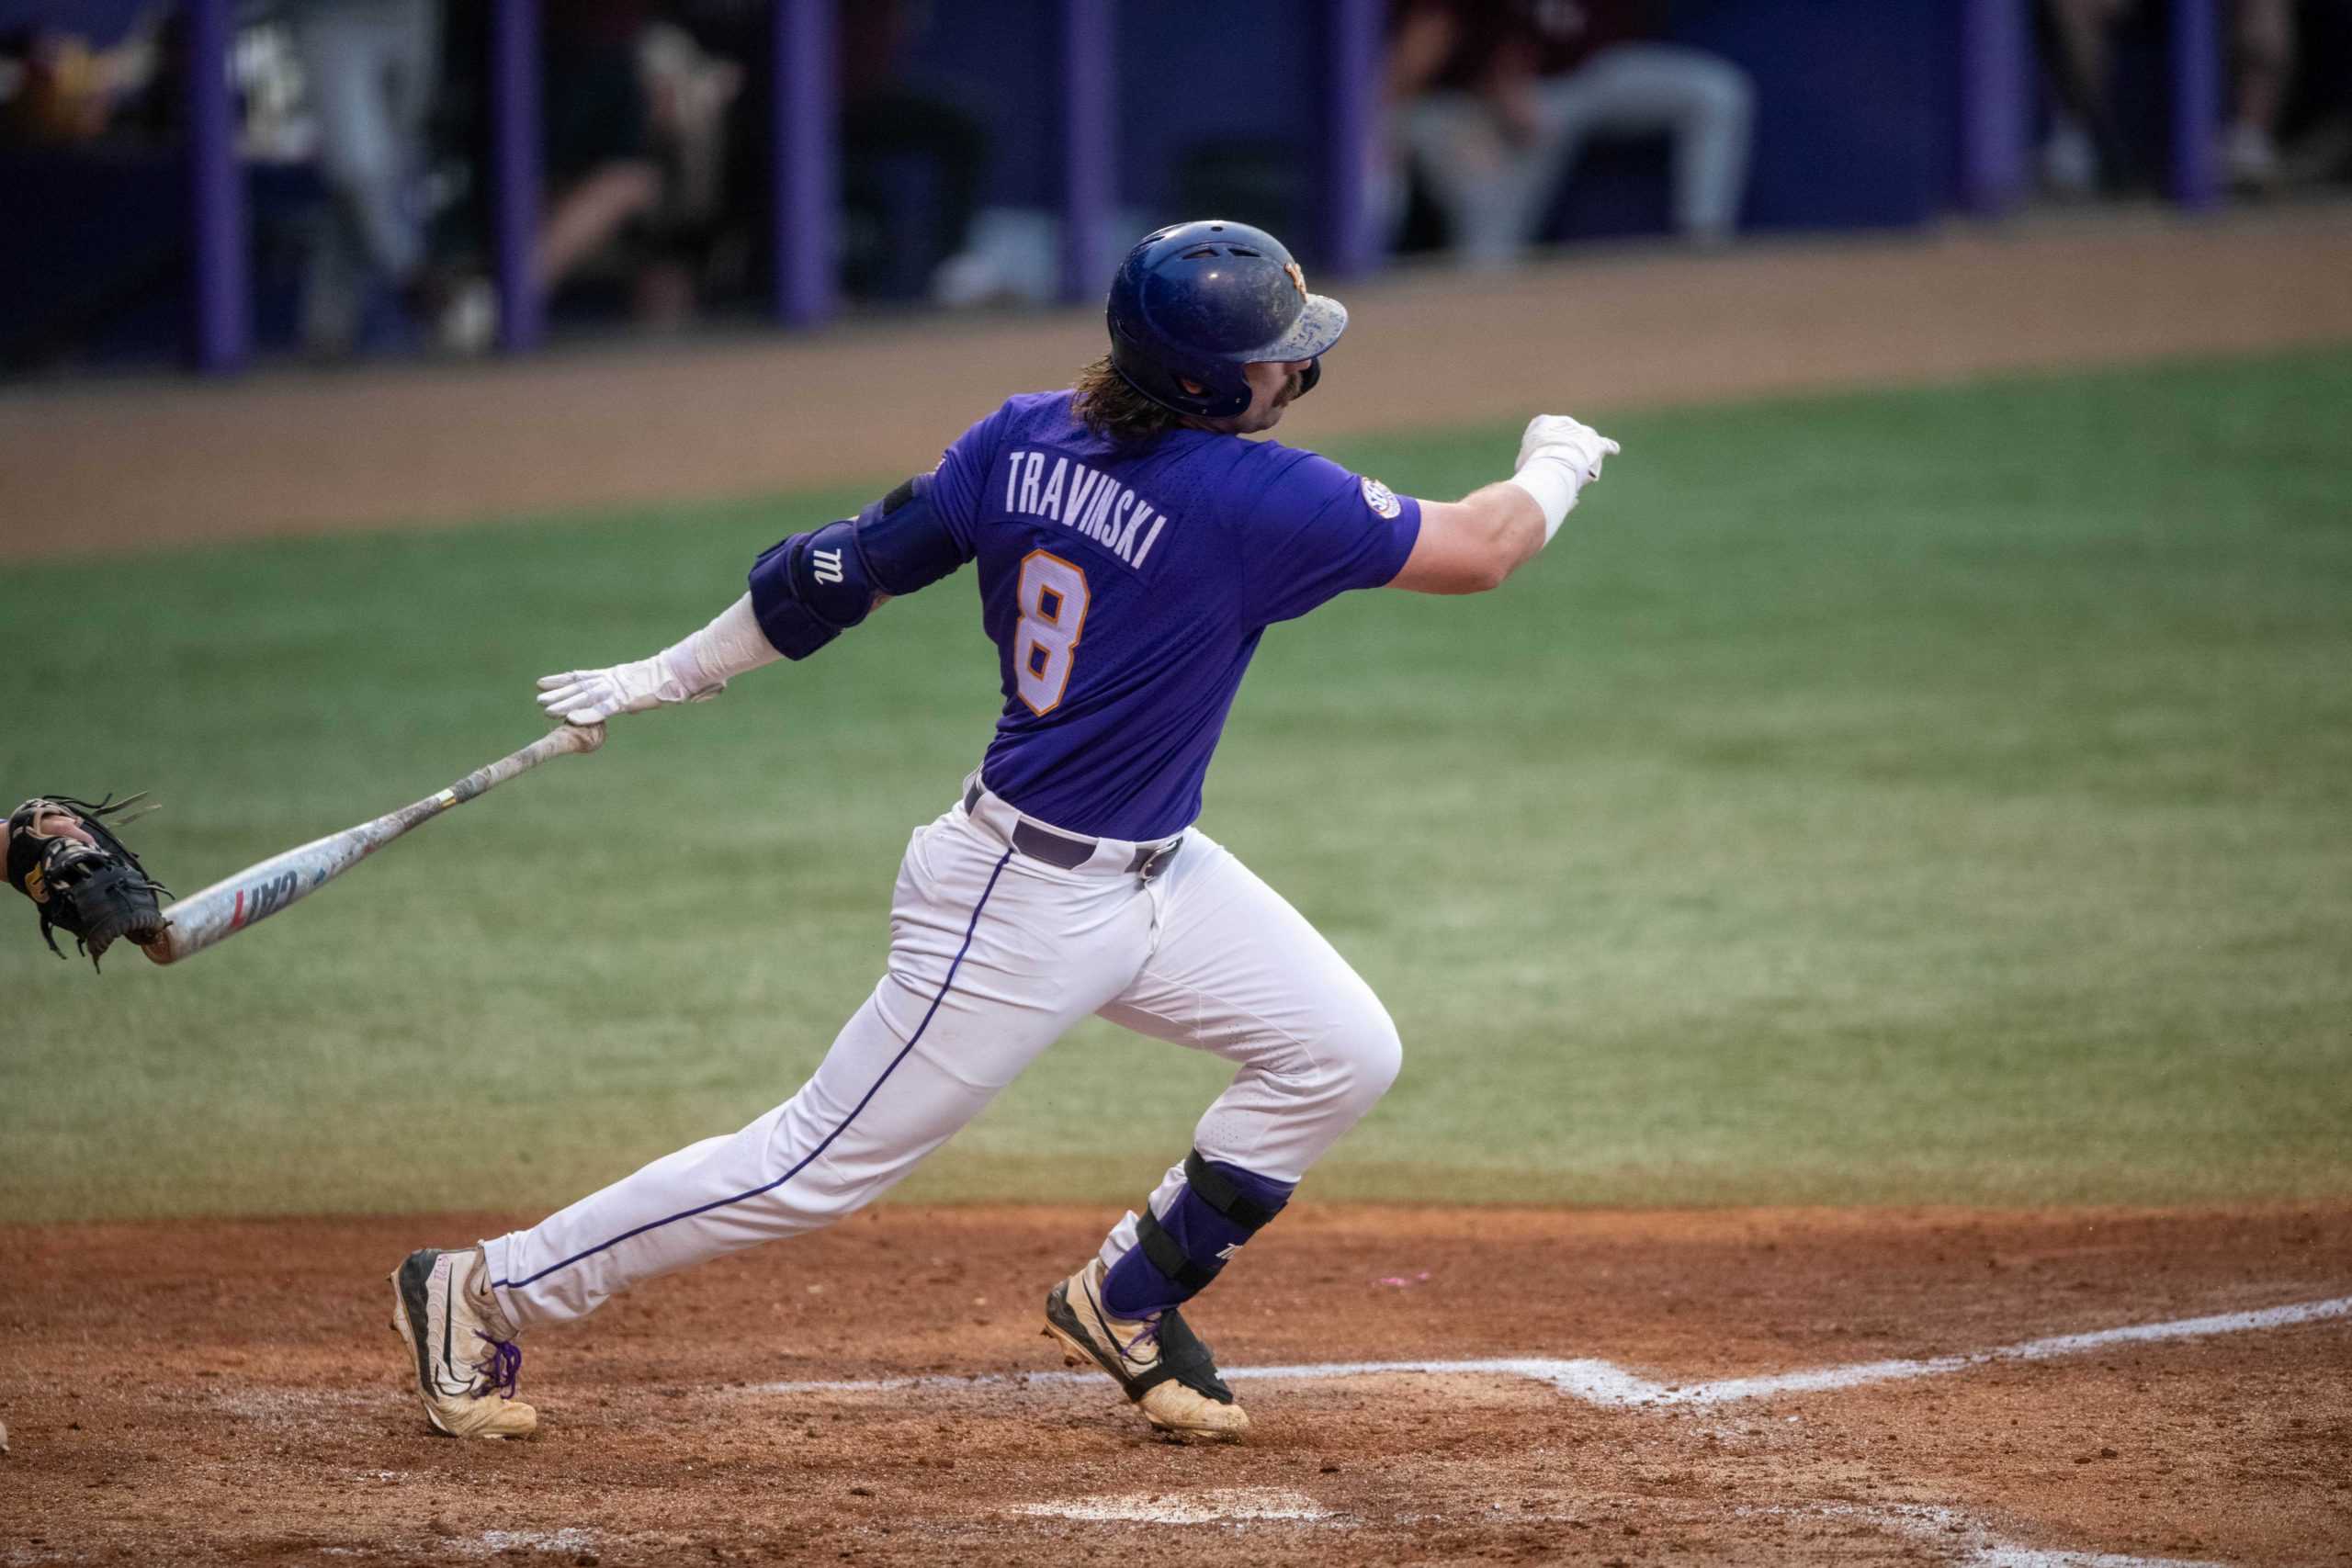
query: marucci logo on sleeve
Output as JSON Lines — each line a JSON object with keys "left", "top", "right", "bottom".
{"left": 1360, "top": 477, "right": 1401, "bottom": 520}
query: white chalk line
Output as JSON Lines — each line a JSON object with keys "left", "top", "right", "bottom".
{"left": 743, "top": 1294, "right": 2351, "bottom": 1408}
{"left": 1014, "top": 1486, "right": 1337, "bottom": 1526}
{"left": 1744, "top": 1503, "right": 2224, "bottom": 1568}
{"left": 314, "top": 1532, "right": 604, "bottom": 1562}
{"left": 999, "top": 1492, "right": 2222, "bottom": 1565}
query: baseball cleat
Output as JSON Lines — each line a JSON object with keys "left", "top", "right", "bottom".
{"left": 389, "top": 1247, "right": 537, "bottom": 1439}
{"left": 1043, "top": 1258, "right": 1249, "bottom": 1442}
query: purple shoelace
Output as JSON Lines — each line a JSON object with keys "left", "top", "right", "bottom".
{"left": 473, "top": 1337, "right": 524, "bottom": 1399}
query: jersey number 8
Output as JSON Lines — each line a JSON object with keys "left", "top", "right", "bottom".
{"left": 1014, "top": 550, "right": 1091, "bottom": 716}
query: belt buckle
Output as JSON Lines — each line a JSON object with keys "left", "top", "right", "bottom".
{"left": 1136, "top": 840, "right": 1177, "bottom": 882}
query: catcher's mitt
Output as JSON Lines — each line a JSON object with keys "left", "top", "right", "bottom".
{"left": 8, "top": 795, "right": 169, "bottom": 970}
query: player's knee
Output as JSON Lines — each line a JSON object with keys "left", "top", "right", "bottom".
{"left": 786, "top": 1162, "right": 878, "bottom": 1225}
{"left": 1329, "top": 1002, "right": 1403, "bottom": 1117}
{"left": 761, "top": 1123, "right": 879, "bottom": 1226}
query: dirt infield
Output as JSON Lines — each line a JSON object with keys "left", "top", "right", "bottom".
{"left": 4, "top": 1204, "right": 2347, "bottom": 1565}
{"left": 6, "top": 203, "right": 2352, "bottom": 560}
{"left": 7, "top": 209, "right": 2352, "bottom": 1564}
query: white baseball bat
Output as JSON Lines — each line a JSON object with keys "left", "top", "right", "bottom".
{"left": 141, "top": 723, "right": 605, "bottom": 965}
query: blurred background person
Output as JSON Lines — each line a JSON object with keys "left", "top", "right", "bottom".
{"left": 536, "top": 0, "right": 665, "bottom": 321}
{"left": 602, "top": 0, "right": 990, "bottom": 311}
{"left": 838, "top": 0, "right": 987, "bottom": 305}
{"left": 0, "top": 7, "right": 181, "bottom": 372}
{"left": 535, "top": 0, "right": 740, "bottom": 330}
{"left": 0, "top": 6, "right": 161, "bottom": 147}
{"left": 2038, "top": 0, "right": 2297, "bottom": 195}
{"left": 1388, "top": 0, "right": 1754, "bottom": 266}
{"left": 285, "top": 0, "right": 491, "bottom": 356}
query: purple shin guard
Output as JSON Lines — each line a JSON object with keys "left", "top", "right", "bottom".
{"left": 1101, "top": 1153, "right": 1294, "bottom": 1319}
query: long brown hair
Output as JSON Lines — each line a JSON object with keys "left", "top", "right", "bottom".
{"left": 1069, "top": 355, "right": 1185, "bottom": 446}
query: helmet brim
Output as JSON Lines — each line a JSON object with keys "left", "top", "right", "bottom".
{"left": 1241, "top": 293, "right": 1347, "bottom": 366}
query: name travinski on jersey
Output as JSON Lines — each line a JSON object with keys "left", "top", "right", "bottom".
{"left": 1002, "top": 449, "right": 1170, "bottom": 571}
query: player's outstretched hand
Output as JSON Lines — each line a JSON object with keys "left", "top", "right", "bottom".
{"left": 536, "top": 655, "right": 720, "bottom": 726}
{"left": 1519, "top": 414, "right": 1620, "bottom": 485}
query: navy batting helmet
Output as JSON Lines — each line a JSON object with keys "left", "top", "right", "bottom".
{"left": 1106, "top": 220, "right": 1347, "bottom": 421}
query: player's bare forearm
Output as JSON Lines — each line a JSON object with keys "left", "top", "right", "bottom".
{"left": 1388, "top": 414, "right": 1620, "bottom": 596}
{"left": 1465, "top": 481, "right": 1550, "bottom": 581}
{"left": 1391, "top": 484, "right": 1547, "bottom": 595}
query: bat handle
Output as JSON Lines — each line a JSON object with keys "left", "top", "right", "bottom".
{"left": 439, "top": 721, "right": 605, "bottom": 811}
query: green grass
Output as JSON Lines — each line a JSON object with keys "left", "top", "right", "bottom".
{"left": 5, "top": 348, "right": 2349, "bottom": 1222}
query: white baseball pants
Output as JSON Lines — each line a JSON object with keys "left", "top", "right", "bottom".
{"left": 484, "top": 781, "right": 1401, "bottom": 1329}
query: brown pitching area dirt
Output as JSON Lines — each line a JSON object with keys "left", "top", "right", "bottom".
{"left": 3, "top": 1203, "right": 2347, "bottom": 1565}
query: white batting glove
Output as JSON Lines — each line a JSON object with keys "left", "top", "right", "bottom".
{"left": 1508, "top": 413, "right": 1623, "bottom": 543}
{"left": 535, "top": 653, "right": 720, "bottom": 726}
{"left": 1518, "top": 413, "right": 1620, "bottom": 485}
{"left": 1520, "top": 412, "right": 1619, "bottom": 478}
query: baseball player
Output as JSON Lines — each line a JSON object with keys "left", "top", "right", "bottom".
{"left": 390, "top": 220, "right": 1617, "bottom": 1442}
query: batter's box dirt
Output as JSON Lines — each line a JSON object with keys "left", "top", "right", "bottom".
{"left": 2, "top": 1204, "right": 2347, "bottom": 1565}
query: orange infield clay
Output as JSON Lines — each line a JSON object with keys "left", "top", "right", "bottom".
{"left": 3, "top": 1203, "right": 2348, "bottom": 1565}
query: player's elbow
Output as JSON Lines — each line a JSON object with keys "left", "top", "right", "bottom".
{"left": 1389, "top": 495, "right": 1534, "bottom": 595}
{"left": 1433, "top": 536, "right": 1519, "bottom": 594}
{"left": 1419, "top": 552, "right": 1516, "bottom": 595}
{"left": 1459, "top": 549, "right": 1515, "bottom": 594}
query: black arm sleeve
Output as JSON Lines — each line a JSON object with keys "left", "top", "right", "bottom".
{"left": 747, "top": 473, "right": 973, "bottom": 660}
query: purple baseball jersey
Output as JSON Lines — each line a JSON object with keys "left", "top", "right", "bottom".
{"left": 924, "top": 390, "right": 1422, "bottom": 840}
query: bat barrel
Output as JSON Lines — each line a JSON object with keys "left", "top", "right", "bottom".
{"left": 142, "top": 827, "right": 380, "bottom": 964}
{"left": 141, "top": 722, "right": 604, "bottom": 965}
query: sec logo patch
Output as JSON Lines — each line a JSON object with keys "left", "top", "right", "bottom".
{"left": 1360, "top": 476, "right": 1401, "bottom": 519}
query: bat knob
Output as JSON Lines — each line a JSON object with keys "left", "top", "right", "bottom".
{"left": 563, "top": 722, "right": 608, "bottom": 754}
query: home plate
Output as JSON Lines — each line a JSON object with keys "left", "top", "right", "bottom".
{"left": 1014, "top": 1487, "right": 1337, "bottom": 1525}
